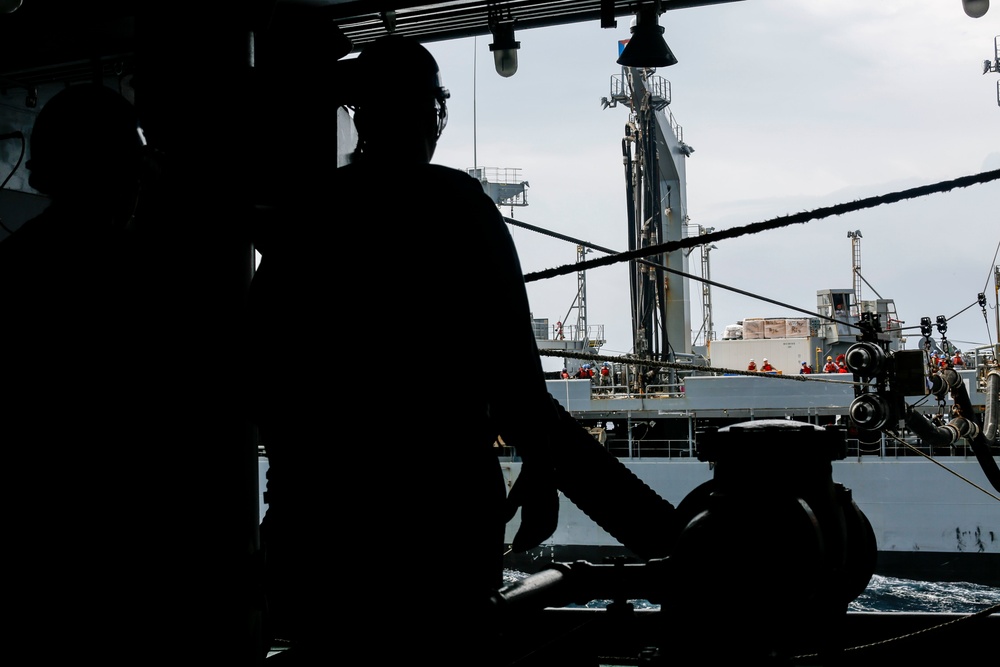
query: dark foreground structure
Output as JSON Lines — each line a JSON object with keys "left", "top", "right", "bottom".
{"left": 1, "top": 3, "right": 996, "bottom": 664}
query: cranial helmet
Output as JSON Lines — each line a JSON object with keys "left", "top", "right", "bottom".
{"left": 351, "top": 34, "right": 450, "bottom": 138}
{"left": 355, "top": 34, "right": 449, "bottom": 103}
{"left": 27, "top": 84, "right": 144, "bottom": 196}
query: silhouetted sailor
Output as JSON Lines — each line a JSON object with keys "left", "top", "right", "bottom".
{"left": 0, "top": 79, "right": 253, "bottom": 662}
{"left": 249, "top": 33, "right": 561, "bottom": 664}
{"left": 0, "top": 82, "right": 185, "bottom": 660}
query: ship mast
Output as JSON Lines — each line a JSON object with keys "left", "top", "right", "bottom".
{"left": 697, "top": 225, "right": 716, "bottom": 346}
{"left": 848, "top": 229, "right": 863, "bottom": 319}
{"left": 610, "top": 65, "right": 693, "bottom": 368}
{"left": 576, "top": 244, "right": 589, "bottom": 344}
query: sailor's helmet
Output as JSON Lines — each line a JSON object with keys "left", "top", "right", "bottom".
{"left": 27, "top": 83, "right": 144, "bottom": 195}
{"left": 354, "top": 34, "right": 450, "bottom": 106}
{"left": 348, "top": 34, "right": 450, "bottom": 139}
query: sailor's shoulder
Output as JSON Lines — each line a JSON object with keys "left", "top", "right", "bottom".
{"left": 425, "top": 164, "right": 482, "bottom": 188}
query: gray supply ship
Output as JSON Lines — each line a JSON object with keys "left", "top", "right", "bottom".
{"left": 498, "top": 64, "right": 999, "bottom": 589}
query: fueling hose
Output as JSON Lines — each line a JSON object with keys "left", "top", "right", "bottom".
{"left": 904, "top": 368, "right": 1000, "bottom": 494}
{"left": 905, "top": 409, "right": 980, "bottom": 446}
{"left": 982, "top": 368, "right": 999, "bottom": 444}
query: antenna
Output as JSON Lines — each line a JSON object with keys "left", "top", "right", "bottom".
{"left": 473, "top": 36, "right": 478, "bottom": 172}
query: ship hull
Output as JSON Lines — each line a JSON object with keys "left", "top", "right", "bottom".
{"left": 497, "top": 373, "right": 1000, "bottom": 587}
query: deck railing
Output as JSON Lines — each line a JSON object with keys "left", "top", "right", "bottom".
{"left": 582, "top": 381, "right": 687, "bottom": 399}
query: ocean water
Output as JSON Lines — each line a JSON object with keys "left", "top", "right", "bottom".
{"left": 502, "top": 570, "right": 1000, "bottom": 614}
{"left": 846, "top": 575, "right": 1000, "bottom": 613}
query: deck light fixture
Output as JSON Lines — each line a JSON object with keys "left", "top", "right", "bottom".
{"left": 962, "top": 0, "right": 990, "bottom": 18}
{"left": 617, "top": 2, "right": 677, "bottom": 68}
{"left": 489, "top": 18, "right": 520, "bottom": 77}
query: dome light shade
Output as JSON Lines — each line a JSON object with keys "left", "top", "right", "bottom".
{"left": 489, "top": 19, "right": 520, "bottom": 77}
{"left": 961, "top": 0, "right": 989, "bottom": 18}
{"left": 617, "top": 4, "right": 677, "bottom": 68}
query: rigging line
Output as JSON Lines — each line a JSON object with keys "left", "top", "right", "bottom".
{"left": 524, "top": 169, "right": 1000, "bottom": 283}
{"left": 945, "top": 299, "right": 980, "bottom": 322}
{"left": 642, "top": 249, "right": 843, "bottom": 326}
{"left": 884, "top": 430, "right": 1000, "bottom": 502}
{"left": 893, "top": 320, "right": 982, "bottom": 336}
{"left": 506, "top": 215, "right": 850, "bottom": 328}
{"left": 504, "top": 216, "right": 618, "bottom": 257}
{"left": 853, "top": 267, "right": 883, "bottom": 299}
{"left": 797, "top": 602, "right": 1000, "bottom": 661}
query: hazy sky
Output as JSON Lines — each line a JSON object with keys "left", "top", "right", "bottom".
{"left": 418, "top": 1, "right": 999, "bottom": 370}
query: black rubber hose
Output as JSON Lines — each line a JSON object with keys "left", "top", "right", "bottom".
{"left": 905, "top": 410, "right": 950, "bottom": 446}
{"left": 943, "top": 369, "right": 1000, "bottom": 493}
{"left": 982, "top": 369, "right": 999, "bottom": 444}
{"left": 908, "top": 369, "right": 1000, "bottom": 494}
{"left": 968, "top": 431, "right": 1000, "bottom": 494}
{"left": 550, "top": 399, "right": 682, "bottom": 560}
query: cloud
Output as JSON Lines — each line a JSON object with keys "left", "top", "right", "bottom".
{"left": 426, "top": 3, "right": 1000, "bottom": 363}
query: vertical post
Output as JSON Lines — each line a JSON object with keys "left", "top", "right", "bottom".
{"left": 135, "top": 4, "right": 260, "bottom": 662}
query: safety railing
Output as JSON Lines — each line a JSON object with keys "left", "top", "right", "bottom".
{"left": 606, "top": 437, "right": 696, "bottom": 460}
{"left": 584, "top": 381, "right": 687, "bottom": 399}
